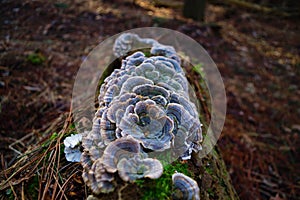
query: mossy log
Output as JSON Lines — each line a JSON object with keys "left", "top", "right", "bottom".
{"left": 88, "top": 55, "right": 239, "bottom": 200}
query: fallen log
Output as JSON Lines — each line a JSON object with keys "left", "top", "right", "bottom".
{"left": 0, "top": 31, "right": 239, "bottom": 200}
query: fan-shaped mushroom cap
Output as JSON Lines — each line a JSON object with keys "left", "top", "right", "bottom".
{"left": 106, "top": 93, "right": 142, "bottom": 125}
{"left": 82, "top": 119, "right": 105, "bottom": 162}
{"left": 132, "top": 60, "right": 187, "bottom": 95}
{"left": 101, "top": 136, "right": 142, "bottom": 173}
{"left": 167, "top": 103, "right": 202, "bottom": 160}
{"left": 64, "top": 146, "right": 82, "bottom": 162}
{"left": 81, "top": 151, "right": 92, "bottom": 169}
{"left": 113, "top": 33, "right": 134, "bottom": 57}
{"left": 148, "top": 56, "right": 182, "bottom": 73}
{"left": 64, "top": 134, "right": 82, "bottom": 148}
{"left": 151, "top": 95, "right": 168, "bottom": 107}
{"left": 169, "top": 93, "right": 198, "bottom": 118}
{"left": 64, "top": 134, "right": 82, "bottom": 162}
{"left": 119, "top": 100, "right": 174, "bottom": 151}
{"left": 100, "top": 109, "right": 116, "bottom": 145}
{"left": 113, "top": 33, "right": 180, "bottom": 63}
{"left": 121, "top": 51, "right": 146, "bottom": 70}
{"left": 119, "top": 76, "right": 154, "bottom": 95}
{"left": 117, "top": 155, "right": 163, "bottom": 182}
{"left": 82, "top": 159, "right": 115, "bottom": 194}
{"left": 113, "top": 33, "right": 160, "bottom": 58}
{"left": 133, "top": 84, "right": 170, "bottom": 99}
{"left": 172, "top": 172, "right": 200, "bottom": 200}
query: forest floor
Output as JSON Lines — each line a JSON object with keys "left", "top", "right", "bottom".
{"left": 0, "top": 0, "right": 299, "bottom": 199}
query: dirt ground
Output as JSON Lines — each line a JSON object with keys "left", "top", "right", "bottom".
{"left": 0, "top": 0, "right": 299, "bottom": 199}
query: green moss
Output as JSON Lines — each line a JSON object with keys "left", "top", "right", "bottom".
{"left": 5, "top": 188, "right": 14, "bottom": 200}
{"left": 135, "top": 160, "right": 191, "bottom": 200}
{"left": 26, "top": 53, "right": 46, "bottom": 65}
{"left": 191, "top": 63, "right": 211, "bottom": 128}
{"left": 207, "top": 187, "right": 215, "bottom": 198}
{"left": 204, "top": 165, "right": 213, "bottom": 175}
{"left": 143, "top": 50, "right": 152, "bottom": 57}
{"left": 42, "top": 132, "right": 59, "bottom": 148}
{"left": 192, "top": 63, "right": 204, "bottom": 77}
{"left": 27, "top": 176, "right": 39, "bottom": 200}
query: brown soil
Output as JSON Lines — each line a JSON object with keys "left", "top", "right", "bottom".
{"left": 0, "top": 0, "right": 299, "bottom": 199}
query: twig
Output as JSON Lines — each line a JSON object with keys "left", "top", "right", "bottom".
{"left": 57, "top": 172, "right": 78, "bottom": 200}
{"left": 0, "top": 152, "right": 45, "bottom": 190}
{"left": 8, "top": 132, "right": 35, "bottom": 156}
{"left": 118, "top": 183, "right": 129, "bottom": 200}
{"left": 1, "top": 154, "right": 18, "bottom": 200}
{"left": 21, "top": 182, "right": 25, "bottom": 200}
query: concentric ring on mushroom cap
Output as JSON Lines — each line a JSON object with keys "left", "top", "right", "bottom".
{"left": 172, "top": 172, "right": 200, "bottom": 200}
{"left": 101, "top": 136, "right": 143, "bottom": 173}
{"left": 82, "top": 159, "right": 115, "bottom": 194}
{"left": 118, "top": 101, "right": 175, "bottom": 151}
{"left": 117, "top": 155, "right": 163, "bottom": 182}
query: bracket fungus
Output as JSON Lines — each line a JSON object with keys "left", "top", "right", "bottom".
{"left": 64, "top": 33, "right": 203, "bottom": 196}
{"left": 64, "top": 133, "right": 82, "bottom": 162}
{"left": 172, "top": 172, "right": 200, "bottom": 200}
{"left": 118, "top": 155, "right": 163, "bottom": 182}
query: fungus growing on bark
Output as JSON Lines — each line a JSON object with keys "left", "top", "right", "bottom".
{"left": 101, "top": 136, "right": 142, "bottom": 173}
{"left": 172, "top": 172, "right": 200, "bottom": 200}
{"left": 119, "top": 100, "right": 174, "bottom": 151}
{"left": 117, "top": 155, "right": 163, "bottom": 182}
{"left": 82, "top": 159, "right": 115, "bottom": 194}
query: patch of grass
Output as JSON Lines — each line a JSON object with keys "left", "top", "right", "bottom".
{"left": 135, "top": 160, "right": 191, "bottom": 200}
{"left": 26, "top": 52, "right": 46, "bottom": 65}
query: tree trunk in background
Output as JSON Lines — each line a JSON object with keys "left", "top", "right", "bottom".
{"left": 183, "top": 0, "right": 206, "bottom": 21}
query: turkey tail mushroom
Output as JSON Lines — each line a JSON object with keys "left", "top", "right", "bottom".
{"left": 172, "top": 172, "right": 200, "bottom": 200}
{"left": 66, "top": 33, "right": 204, "bottom": 195}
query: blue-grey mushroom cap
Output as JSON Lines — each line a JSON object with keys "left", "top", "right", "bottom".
{"left": 172, "top": 172, "right": 200, "bottom": 200}
{"left": 82, "top": 159, "right": 115, "bottom": 194}
{"left": 167, "top": 103, "right": 202, "bottom": 160}
{"left": 117, "top": 155, "right": 163, "bottom": 182}
{"left": 64, "top": 146, "right": 82, "bottom": 162}
{"left": 64, "top": 134, "right": 82, "bottom": 162}
{"left": 101, "top": 136, "right": 142, "bottom": 173}
{"left": 119, "top": 100, "right": 174, "bottom": 151}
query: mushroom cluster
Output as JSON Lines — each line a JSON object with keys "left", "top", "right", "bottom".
{"left": 79, "top": 33, "right": 203, "bottom": 194}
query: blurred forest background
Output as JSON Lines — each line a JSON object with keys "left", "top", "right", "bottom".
{"left": 0, "top": 0, "right": 299, "bottom": 199}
